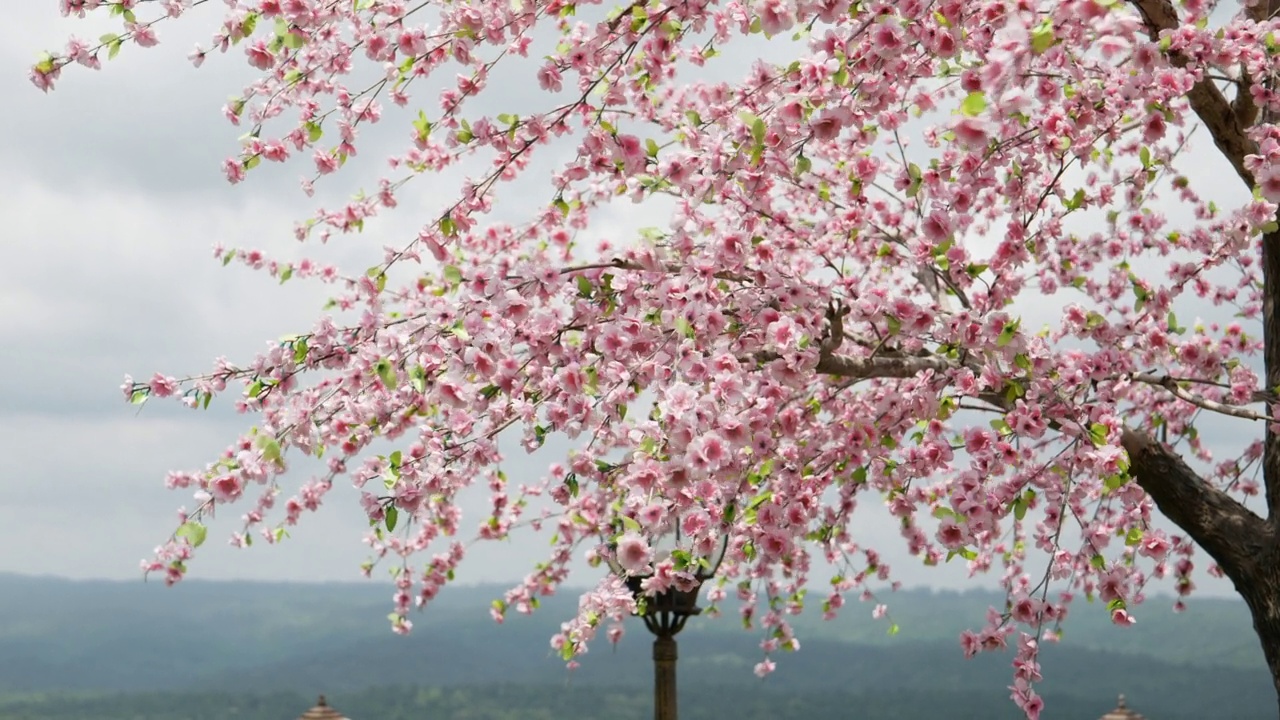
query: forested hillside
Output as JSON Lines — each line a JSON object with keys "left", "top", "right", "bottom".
{"left": 0, "top": 574, "right": 1269, "bottom": 718}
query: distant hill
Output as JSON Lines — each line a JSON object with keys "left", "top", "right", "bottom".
{"left": 0, "top": 573, "right": 1272, "bottom": 718}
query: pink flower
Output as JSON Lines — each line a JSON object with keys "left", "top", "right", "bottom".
{"left": 537, "top": 63, "right": 562, "bottom": 92}
{"left": 870, "top": 20, "right": 904, "bottom": 56}
{"left": 221, "top": 158, "right": 245, "bottom": 183}
{"left": 209, "top": 474, "right": 243, "bottom": 503}
{"left": 754, "top": 0, "right": 794, "bottom": 36}
{"left": 615, "top": 533, "right": 652, "bottom": 574}
{"left": 638, "top": 503, "right": 665, "bottom": 528}
{"left": 963, "top": 427, "right": 994, "bottom": 455}
{"left": 398, "top": 29, "right": 427, "bottom": 57}
{"left": 952, "top": 117, "right": 990, "bottom": 150}
{"left": 1258, "top": 165, "right": 1280, "bottom": 203}
{"left": 314, "top": 149, "right": 340, "bottom": 174}
{"left": 765, "top": 317, "right": 799, "bottom": 351}
{"left": 1111, "top": 608, "right": 1136, "bottom": 626}
{"left": 681, "top": 510, "right": 709, "bottom": 536}
{"left": 148, "top": 373, "right": 179, "bottom": 398}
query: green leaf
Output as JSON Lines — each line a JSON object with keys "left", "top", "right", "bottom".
{"left": 443, "top": 265, "right": 463, "bottom": 285}
{"left": 257, "top": 435, "right": 282, "bottom": 464}
{"left": 576, "top": 275, "right": 593, "bottom": 297}
{"left": 906, "top": 162, "right": 923, "bottom": 198}
{"left": 1064, "top": 188, "right": 1086, "bottom": 210}
{"left": 1104, "top": 473, "right": 1129, "bottom": 493}
{"left": 412, "top": 111, "right": 432, "bottom": 141}
{"left": 996, "top": 318, "right": 1020, "bottom": 347}
{"left": 293, "top": 337, "right": 309, "bottom": 365}
{"left": 620, "top": 515, "right": 641, "bottom": 533}
{"left": 1089, "top": 422, "right": 1109, "bottom": 446}
{"left": 794, "top": 154, "right": 812, "bottom": 176}
{"left": 440, "top": 215, "right": 458, "bottom": 237}
{"left": 409, "top": 365, "right": 428, "bottom": 393}
{"left": 644, "top": 138, "right": 660, "bottom": 158}
{"left": 373, "top": 359, "right": 398, "bottom": 390}
{"left": 35, "top": 53, "right": 58, "bottom": 76}
{"left": 304, "top": 121, "right": 323, "bottom": 143}
{"left": 748, "top": 491, "right": 773, "bottom": 511}
{"left": 564, "top": 473, "right": 579, "bottom": 498}
{"left": 738, "top": 111, "right": 766, "bottom": 143}
{"left": 129, "top": 389, "right": 148, "bottom": 405}
{"left": 385, "top": 506, "right": 399, "bottom": 532}
{"left": 959, "top": 91, "right": 987, "bottom": 117}
{"left": 175, "top": 521, "right": 208, "bottom": 548}
{"left": 887, "top": 623, "right": 900, "bottom": 636}
{"left": 1030, "top": 18, "right": 1056, "bottom": 54}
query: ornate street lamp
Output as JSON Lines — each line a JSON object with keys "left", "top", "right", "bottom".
{"left": 296, "top": 695, "right": 348, "bottom": 720}
{"left": 607, "top": 533, "right": 729, "bottom": 720}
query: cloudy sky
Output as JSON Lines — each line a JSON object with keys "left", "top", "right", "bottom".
{"left": 1, "top": 3, "right": 1257, "bottom": 604}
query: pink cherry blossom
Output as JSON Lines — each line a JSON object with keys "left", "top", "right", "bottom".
{"left": 615, "top": 534, "right": 652, "bottom": 574}
{"left": 37, "top": 0, "right": 1280, "bottom": 715}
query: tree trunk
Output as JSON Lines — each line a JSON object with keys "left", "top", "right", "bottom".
{"left": 1236, "top": 558, "right": 1280, "bottom": 716}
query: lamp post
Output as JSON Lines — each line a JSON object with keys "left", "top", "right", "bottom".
{"left": 297, "top": 695, "right": 347, "bottom": 720}
{"left": 609, "top": 535, "right": 728, "bottom": 720}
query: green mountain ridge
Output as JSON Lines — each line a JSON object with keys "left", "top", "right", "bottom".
{"left": 0, "top": 573, "right": 1272, "bottom": 718}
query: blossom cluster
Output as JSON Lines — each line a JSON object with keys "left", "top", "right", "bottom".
{"left": 37, "top": 0, "right": 1280, "bottom": 716}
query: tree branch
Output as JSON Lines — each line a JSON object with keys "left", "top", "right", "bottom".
{"left": 1129, "top": 372, "right": 1277, "bottom": 421}
{"left": 1128, "top": 0, "right": 1257, "bottom": 186}
{"left": 803, "top": 347, "right": 1268, "bottom": 572}
{"left": 1129, "top": 0, "right": 1280, "bottom": 523}
{"left": 1121, "top": 429, "right": 1272, "bottom": 575}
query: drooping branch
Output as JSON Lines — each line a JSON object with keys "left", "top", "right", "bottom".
{"left": 807, "top": 347, "right": 1267, "bottom": 573}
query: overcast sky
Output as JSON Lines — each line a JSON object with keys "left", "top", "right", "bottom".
{"left": 2, "top": 4, "right": 1258, "bottom": 607}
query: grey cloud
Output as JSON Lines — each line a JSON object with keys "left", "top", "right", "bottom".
{"left": 0, "top": 2, "right": 1254, "bottom": 602}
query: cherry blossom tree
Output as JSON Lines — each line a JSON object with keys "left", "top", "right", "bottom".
{"left": 32, "top": 0, "right": 1280, "bottom": 715}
